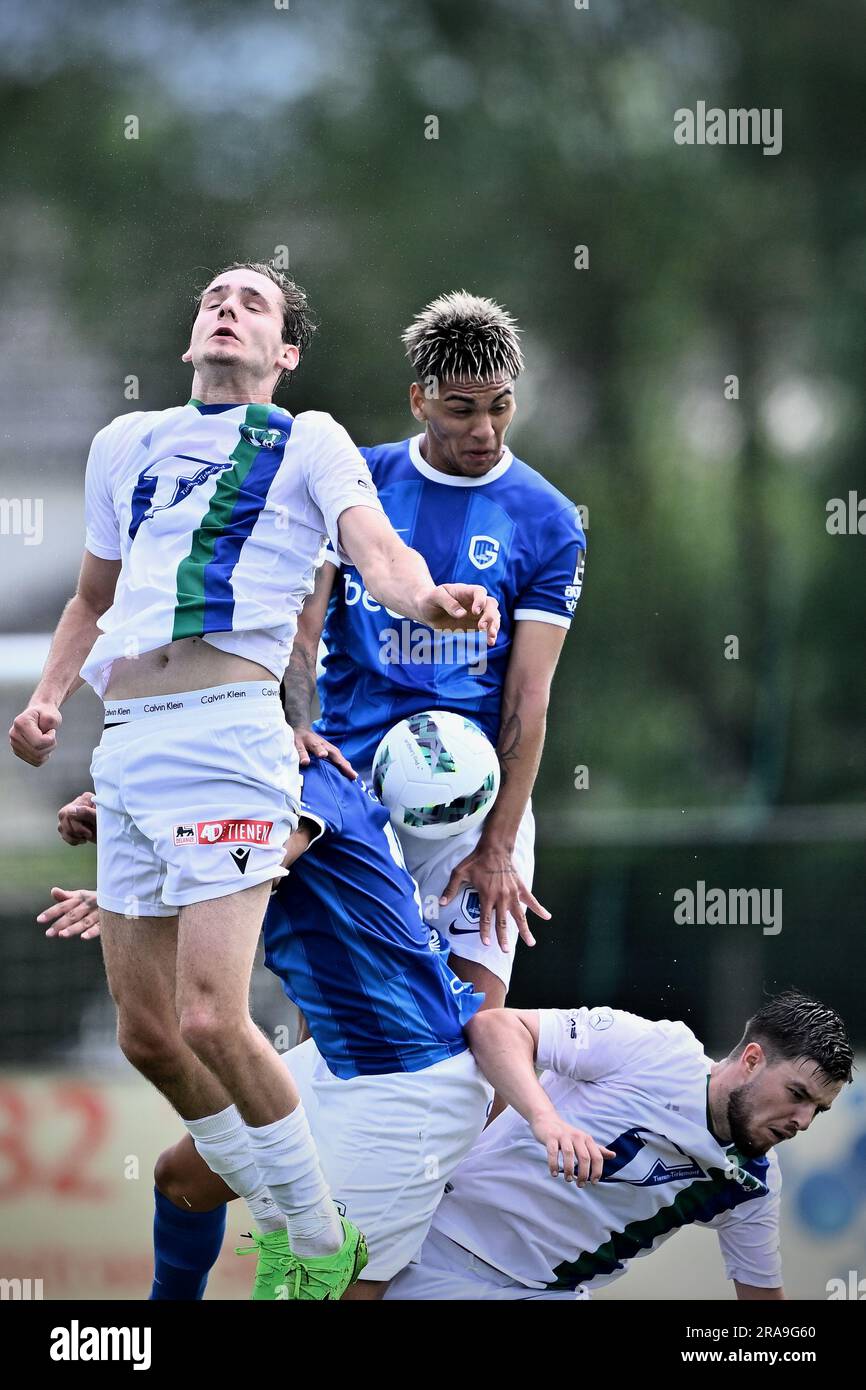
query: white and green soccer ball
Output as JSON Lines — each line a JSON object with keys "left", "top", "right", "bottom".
{"left": 372, "top": 711, "right": 500, "bottom": 840}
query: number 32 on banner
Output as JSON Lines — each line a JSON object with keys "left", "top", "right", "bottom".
{"left": 0, "top": 1081, "right": 110, "bottom": 1200}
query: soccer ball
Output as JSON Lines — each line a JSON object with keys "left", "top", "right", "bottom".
{"left": 372, "top": 711, "right": 500, "bottom": 840}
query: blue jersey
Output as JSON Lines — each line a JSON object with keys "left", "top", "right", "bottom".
{"left": 315, "top": 435, "right": 586, "bottom": 767}
{"left": 263, "top": 758, "right": 483, "bottom": 1079}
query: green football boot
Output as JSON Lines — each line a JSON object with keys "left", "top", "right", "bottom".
{"left": 236, "top": 1219, "right": 368, "bottom": 1301}
{"left": 236, "top": 1228, "right": 295, "bottom": 1300}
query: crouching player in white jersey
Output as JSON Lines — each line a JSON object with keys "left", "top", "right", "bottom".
{"left": 285, "top": 292, "right": 587, "bottom": 1009}
{"left": 10, "top": 261, "right": 499, "bottom": 1300}
{"left": 39, "top": 756, "right": 497, "bottom": 1299}
{"left": 385, "top": 992, "right": 853, "bottom": 1300}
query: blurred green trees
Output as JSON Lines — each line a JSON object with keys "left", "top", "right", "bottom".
{"left": 2, "top": 0, "right": 863, "bottom": 1042}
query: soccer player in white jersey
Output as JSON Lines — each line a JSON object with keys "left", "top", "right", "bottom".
{"left": 8, "top": 261, "right": 499, "bottom": 1300}
{"left": 284, "top": 292, "right": 587, "bottom": 1010}
{"left": 386, "top": 990, "right": 852, "bottom": 1300}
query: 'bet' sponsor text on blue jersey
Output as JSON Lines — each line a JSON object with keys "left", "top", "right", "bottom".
{"left": 316, "top": 435, "right": 586, "bottom": 767}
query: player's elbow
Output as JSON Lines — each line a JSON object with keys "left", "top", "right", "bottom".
{"left": 466, "top": 1007, "right": 522, "bottom": 1055}
{"left": 465, "top": 1010, "right": 493, "bottom": 1046}
{"left": 465, "top": 1010, "right": 494, "bottom": 1057}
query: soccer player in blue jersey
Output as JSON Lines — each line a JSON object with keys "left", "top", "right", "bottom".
{"left": 284, "top": 292, "right": 587, "bottom": 1008}
{"left": 40, "top": 760, "right": 500, "bottom": 1299}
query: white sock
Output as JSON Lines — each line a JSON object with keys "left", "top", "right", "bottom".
{"left": 183, "top": 1104, "right": 265, "bottom": 1202}
{"left": 283, "top": 1195, "right": 346, "bottom": 1260}
{"left": 245, "top": 1105, "right": 343, "bottom": 1258}
{"left": 246, "top": 1188, "right": 285, "bottom": 1235}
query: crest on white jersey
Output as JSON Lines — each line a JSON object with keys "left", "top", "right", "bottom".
{"left": 601, "top": 1128, "right": 705, "bottom": 1187}
{"left": 129, "top": 454, "right": 232, "bottom": 537}
{"left": 240, "top": 425, "right": 288, "bottom": 450}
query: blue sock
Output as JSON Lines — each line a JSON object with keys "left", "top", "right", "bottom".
{"left": 150, "top": 1186, "right": 227, "bottom": 1301}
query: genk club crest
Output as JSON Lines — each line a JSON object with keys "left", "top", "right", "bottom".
{"left": 468, "top": 534, "right": 501, "bottom": 570}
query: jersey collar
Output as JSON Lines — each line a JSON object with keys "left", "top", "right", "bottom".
{"left": 187, "top": 398, "right": 248, "bottom": 414}
{"left": 408, "top": 433, "right": 514, "bottom": 487}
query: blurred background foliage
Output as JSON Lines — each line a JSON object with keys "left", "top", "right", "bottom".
{"left": 1, "top": 0, "right": 864, "bottom": 1058}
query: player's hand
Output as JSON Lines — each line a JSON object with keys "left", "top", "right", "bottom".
{"left": 439, "top": 842, "right": 551, "bottom": 951}
{"left": 413, "top": 585, "right": 500, "bottom": 644}
{"left": 58, "top": 790, "right": 98, "bottom": 844}
{"left": 530, "top": 1113, "right": 615, "bottom": 1184}
{"left": 37, "top": 887, "right": 100, "bottom": 940}
{"left": 9, "top": 702, "right": 62, "bottom": 767}
{"left": 293, "top": 729, "right": 356, "bottom": 780}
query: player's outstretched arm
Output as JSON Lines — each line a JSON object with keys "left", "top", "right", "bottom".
{"left": 466, "top": 1009, "right": 614, "bottom": 1184}
{"left": 9, "top": 551, "right": 120, "bottom": 767}
{"left": 337, "top": 506, "right": 500, "bottom": 641}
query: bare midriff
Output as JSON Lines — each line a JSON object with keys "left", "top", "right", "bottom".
{"left": 104, "top": 636, "right": 275, "bottom": 699}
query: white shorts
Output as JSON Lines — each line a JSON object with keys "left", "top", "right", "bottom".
{"left": 284, "top": 1039, "right": 493, "bottom": 1283}
{"left": 385, "top": 1227, "right": 590, "bottom": 1301}
{"left": 378, "top": 769, "right": 535, "bottom": 991}
{"left": 90, "top": 683, "right": 300, "bottom": 916}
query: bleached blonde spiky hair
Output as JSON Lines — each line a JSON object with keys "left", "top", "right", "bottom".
{"left": 402, "top": 291, "right": 524, "bottom": 384}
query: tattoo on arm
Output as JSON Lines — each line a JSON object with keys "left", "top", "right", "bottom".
{"left": 497, "top": 711, "right": 522, "bottom": 790}
{"left": 281, "top": 645, "right": 317, "bottom": 728}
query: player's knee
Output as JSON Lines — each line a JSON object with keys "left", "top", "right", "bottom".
{"left": 155, "top": 1134, "right": 231, "bottom": 1213}
{"left": 117, "top": 1014, "right": 181, "bottom": 1078}
{"left": 177, "top": 1002, "right": 229, "bottom": 1060}
{"left": 153, "top": 1145, "right": 185, "bottom": 1204}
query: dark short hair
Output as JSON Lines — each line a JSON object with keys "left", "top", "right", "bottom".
{"left": 731, "top": 989, "right": 853, "bottom": 1085}
{"left": 192, "top": 261, "right": 317, "bottom": 391}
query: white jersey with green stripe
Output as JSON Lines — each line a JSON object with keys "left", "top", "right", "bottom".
{"left": 80, "top": 400, "right": 383, "bottom": 696}
{"left": 432, "top": 1007, "right": 783, "bottom": 1291}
